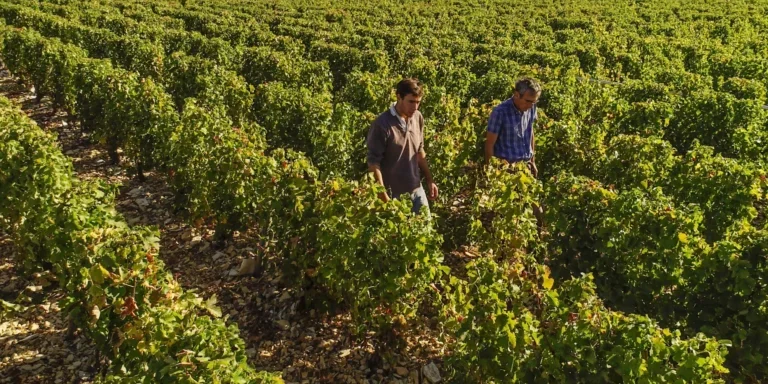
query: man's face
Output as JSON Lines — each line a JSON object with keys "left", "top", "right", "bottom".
{"left": 513, "top": 90, "right": 540, "bottom": 112}
{"left": 396, "top": 93, "right": 422, "bottom": 118}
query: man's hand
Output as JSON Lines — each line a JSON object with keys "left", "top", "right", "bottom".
{"left": 368, "top": 163, "right": 389, "bottom": 202}
{"left": 416, "top": 150, "right": 438, "bottom": 201}
{"left": 485, "top": 131, "right": 498, "bottom": 165}
{"left": 427, "top": 182, "right": 439, "bottom": 201}
{"left": 528, "top": 160, "right": 538, "bottom": 178}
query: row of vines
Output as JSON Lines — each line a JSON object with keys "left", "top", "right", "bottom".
{"left": 1, "top": 0, "right": 767, "bottom": 381}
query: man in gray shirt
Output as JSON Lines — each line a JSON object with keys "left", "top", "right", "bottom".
{"left": 366, "top": 78, "right": 438, "bottom": 214}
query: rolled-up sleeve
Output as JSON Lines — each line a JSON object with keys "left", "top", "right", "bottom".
{"left": 487, "top": 107, "right": 503, "bottom": 134}
{"left": 366, "top": 122, "right": 386, "bottom": 166}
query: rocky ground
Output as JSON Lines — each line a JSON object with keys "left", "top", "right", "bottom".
{"left": 0, "top": 68, "right": 448, "bottom": 384}
{"left": 0, "top": 233, "right": 101, "bottom": 384}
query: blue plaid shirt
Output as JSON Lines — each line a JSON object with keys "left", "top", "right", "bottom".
{"left": 487, "top": 98, "right": 537, "bottom": 163}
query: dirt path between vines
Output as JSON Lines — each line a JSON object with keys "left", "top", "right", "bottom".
{"left": 0, "top": 68, "right": 447, "bottom": 384}
{"left": 0, "top": 232, "right": 101, "bottom": 384}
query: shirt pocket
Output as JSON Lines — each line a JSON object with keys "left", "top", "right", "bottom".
{"left": 508, "top": 116, "right": 523, "bottom": 138}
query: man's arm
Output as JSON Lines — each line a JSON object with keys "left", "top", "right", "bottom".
{"left": 417, "top": 149, "right": 438, "bottom": 200}
{"left": 485, "top": 131, "right": 498, "bottom": 165}
{"left": 485, "top": 107, "right": 501, "bottom": 165}
{"left": 531, "top": 107, "right": 537, "bottom": 162}
{"left": 417, "top": 114, "right": 438, "bottom": 200}
{"left": 368, "top": 164, "right": 389, "bottom": 202}
{"left": 366, "top": 123, "right": 390, "bottom": 202}
{"left": 529, "top": 110, "right": 538, "bottom": 177}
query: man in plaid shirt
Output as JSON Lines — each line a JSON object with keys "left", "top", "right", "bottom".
{"left": 484, "top": 78, "right": 542, "bottom": 177}
{"left": 484, "top": 78, "right": 544, "bottom": 230}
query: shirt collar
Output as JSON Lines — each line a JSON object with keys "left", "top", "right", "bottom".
{"left": 508, "top": 97, "right": 524, "bottom": 115}
{"left": 390, "top": 103, "right": 407, "bottom": 131}
{"left": 389, "top": 103, "right": 398, "bottom": 117}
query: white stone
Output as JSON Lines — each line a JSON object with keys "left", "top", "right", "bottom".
{"left": 408, "top": 370, "right": 420, "bottom": 384}
{"left": 235, "top": 258, "right": 259, "bottom": 276}
{"left": 135, "top": 198, "right": 150, "bottom": 210}
{"left": 275, "top": 319, "right": 290, "bottom": 330}
{"left": 26, "top": 285, "right": 43, "bottom": 292}
{"left": 180, "top": 228, "right": 193, "bottom": 241}
{"left": 422, "top": 362, "right": 441, "bottom": 383}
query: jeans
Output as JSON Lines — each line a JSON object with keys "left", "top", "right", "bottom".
{"left": 410, "top": 186, "right": 429, "bottom": 215}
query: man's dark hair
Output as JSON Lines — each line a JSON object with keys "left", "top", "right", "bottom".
{"left": 396, "top": 78, "right": 424, "bottom": 98}
{"left": 515, "top": 78, "right": 542, "bottom": 96}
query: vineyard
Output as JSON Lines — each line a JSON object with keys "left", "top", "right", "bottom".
{"left": 0, "top": 0, "right": 767, "bottom": 382}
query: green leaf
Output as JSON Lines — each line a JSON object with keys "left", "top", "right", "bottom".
{"left": 205, "top": 295, "right": 222, "bottom": 318}
{"left": 545, "top": 291, "right": 559, "bottom": 307}
{"left": 718, "top": 339, "right": 733, "bottom": 347}
{"left": 542, "top": 275, "right": 554, "bottom": 290}
{"left": 0, "top": 299, "right": 23, "bottom": 314}
{"left": 89, "top": 264, "right": 108, "bottom": 285}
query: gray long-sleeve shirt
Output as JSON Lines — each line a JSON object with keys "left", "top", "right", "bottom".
{"left": 366, "top": 107, "right": 424, "bottom": 198}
